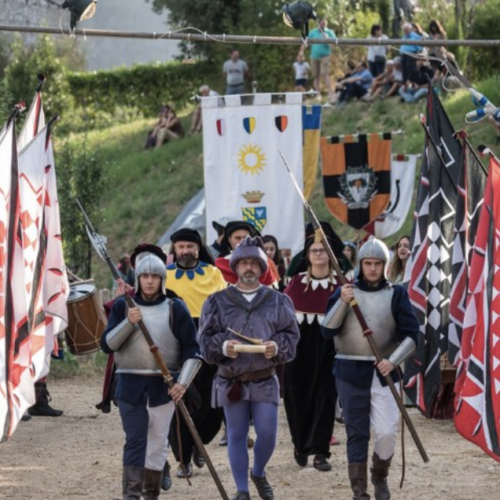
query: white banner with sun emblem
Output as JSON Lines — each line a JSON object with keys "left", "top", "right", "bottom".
{"left": 202, "top": 93, "right": 304, "bottom": 254}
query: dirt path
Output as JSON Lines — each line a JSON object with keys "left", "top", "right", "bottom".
{"left": 0, "top": 375, "right": 498, "bottom": 500}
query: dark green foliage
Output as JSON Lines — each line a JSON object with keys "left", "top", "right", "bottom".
{"left": 56, "top": 137, "right": 106, "bottom": 278}
{"left": 0, "top": 79, "right": 14, "bottom": 126}
{"left": 67, "top": 61, "right": 212, "bottom": 117}
{"left": 5, "top": 35, "right": 74, "bottom": 120}
{"left": 469, "top": 0, "right": 500, "bottom": 79}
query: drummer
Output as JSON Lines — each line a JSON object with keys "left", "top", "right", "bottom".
{"left": 198, "top": 236, "right": 300, "bottom": 500}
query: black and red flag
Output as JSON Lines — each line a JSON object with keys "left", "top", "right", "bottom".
{"left": 404, "top": 86, "right": 462, "bottom": 416}
{"left": 454, "top": 154, "right": 500, "bottom": 462}
{"left": 448, "top": 133, "right": 487, "bottom": 368}
{"left": 321, "top": 133, "right": 392, "bottom": 230}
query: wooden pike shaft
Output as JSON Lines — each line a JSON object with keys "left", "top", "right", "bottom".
{"left": 278, "top": 150, "right": 429, "bottom": 463}
{"left": 123, "top": 294, "right": 230, "bottom": 500}
{"left": 313, "top": 228, "right": 429, "bottom": 463}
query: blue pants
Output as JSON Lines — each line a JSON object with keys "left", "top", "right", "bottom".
{"left": 399, "top": 86, "right": 428, "bottom": 103}
{"left": 336, "top": 375, "right": 399, "bottom": 464}
{"left": 226, "top": 83, "right": 245, "bottom": 95}
{"left": 118, "top": 395, "right": 175, "bottom": 470}
{"left": 223, "top": 401, "right": 278, "bottom": 493}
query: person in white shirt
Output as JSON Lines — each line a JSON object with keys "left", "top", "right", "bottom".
{"left": 223, "top": 50, "right": 250, "bottom": 95}
{"left": 293, "top": 53, "right": 311, "bottom": 92}
{"left": 367, "top": 25, "right": 389, "bottom": 77}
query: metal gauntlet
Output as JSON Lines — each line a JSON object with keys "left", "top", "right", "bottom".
{"left": 105, "top": 319, "right": 136, "bottom": 351}
{"left": 322, "top": 300, "right": 350, "bottom": 330}
{"left": 178, "top": 358, "right": 202, "bottom": 388}
{"left": 388, "top": 337, "right": 416, "bottom": 367}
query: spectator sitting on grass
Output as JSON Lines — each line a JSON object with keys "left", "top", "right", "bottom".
{"left": 337, "top": 61, "right": 373, "bottom": 106}
{"left": 189, "top": 85, "right": 220, "bottom": 135}
{"left": 399, "top": 57, "right": 434, "bottom": 103}
{"left": 362, "top": 60, "right": 397, "bottom": 101}
{"left": 145, "top": 105, "right": 184, "bottom": 150}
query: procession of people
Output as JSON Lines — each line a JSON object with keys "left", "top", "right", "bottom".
{"left": 87, "top": 214, "right": 421, "bottom": 500}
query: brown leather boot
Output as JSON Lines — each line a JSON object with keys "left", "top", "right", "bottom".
{"left": 122, "top": 466, "right": 143, "bottom": 500}
{"left": 348, "top": 463, "right": 371, "bottom": 500}
{"left": 142, "top": 468, "right": 162, "bottom": 500}
{"left": 370, "top": 453, "right": 392, "bottom": 500}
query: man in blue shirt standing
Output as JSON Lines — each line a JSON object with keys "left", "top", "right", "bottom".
{"left": 305, "top": 18, "right": 336, "bottom": 101}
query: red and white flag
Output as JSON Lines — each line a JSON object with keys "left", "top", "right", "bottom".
{"left": 454, "top": 154, "right": 500, "bottom": 462}
{"left": 0, "top": 117, "right": 31, "bottom": 442}
{"left": 18, "top": 94, "right": 69, "bottom": 380}
{"left": 18, "top": 91, "right": 45, "bottom": 153}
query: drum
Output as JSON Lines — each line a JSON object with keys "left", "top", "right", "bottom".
{"left": 65, "top": 283, "right": 107, "bottom": 355}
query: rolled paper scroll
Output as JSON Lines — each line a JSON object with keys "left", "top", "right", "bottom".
{"left": 233, "top": 344, "right": 267, "bottom": 354}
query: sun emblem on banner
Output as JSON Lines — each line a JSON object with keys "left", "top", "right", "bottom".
{"left": 237, "top": 144, "right": 266, "bottom": 175}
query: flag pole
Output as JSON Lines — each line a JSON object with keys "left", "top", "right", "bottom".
{"left": 279, "top": 149, "right": 430, "bottom": 464}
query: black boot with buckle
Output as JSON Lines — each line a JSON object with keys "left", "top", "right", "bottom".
{"left": 28, "top": 382, "right": 63, "bottom": 417}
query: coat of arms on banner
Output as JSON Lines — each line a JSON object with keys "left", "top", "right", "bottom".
{"left": 321, "top": 133, "right": 392, "bottom": 230}
{"left": 275, "top": 116, "right": 288, "bottom": 133}
{"left": 338, "top": 165, "right": 378, "bottom": 209}
{"left": 242, "top": 207, "right": 267, "bottom": 231}
{"left": 243, "top": 117, "right": 256, "bottom": 134}
{"left": 216, "top": 119, "right": 225, "bottom": 136}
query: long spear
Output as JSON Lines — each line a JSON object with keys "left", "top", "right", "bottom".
{"left": 76, "top": 199, "right": 230, "bottom": 500}
{"left": 279, "top": 151, "right": 429, "bottom": 463}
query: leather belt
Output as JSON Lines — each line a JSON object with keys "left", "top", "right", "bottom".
{"left": 218, "top": 366, "right": 276, "bottom": 383}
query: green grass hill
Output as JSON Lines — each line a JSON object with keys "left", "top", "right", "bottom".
{"left": 59, "top": 77, "right": 500, "bottom": 287}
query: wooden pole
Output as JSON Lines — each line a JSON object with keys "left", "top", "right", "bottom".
{"left": 1, "top": 24, "right": 500, "bottom": 47}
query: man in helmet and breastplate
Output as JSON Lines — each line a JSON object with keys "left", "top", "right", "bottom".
{"left": 101, "top": 253, "right": 201, "bottom": 500}
{"left": 321, "top": 238, "right": 419, "bottom": 500}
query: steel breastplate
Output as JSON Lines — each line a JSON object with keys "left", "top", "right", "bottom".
{"left": 334, "top": 287, "right": 398, "bottom": 358}
{"left": 115, "top": 300, "right": 182, "bottom": 374}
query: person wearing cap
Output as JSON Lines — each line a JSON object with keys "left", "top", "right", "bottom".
{"left": 101, "top": 253, "right": 201, "bottom": 500}
{"left": 215, "top": 220, "right": 278, "bottom": 286}
{"left": 283, "top": 238, "right": 341, "bottom": 472}
{"left": 199, "top": 236, "right": 300, "bottom": 500}
{"left": 210, "top": 217, "right": 233, "bottom": 260}
{"left": 164, "top": 228, "right": 226, "bottom": 482}
{"left": 321, "top": 238, "right": 419, "bottom": 500}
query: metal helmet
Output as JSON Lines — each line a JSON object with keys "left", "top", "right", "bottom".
{"left": 134, "top": 253, "right": 166, "bottom": 294}
{"left": 356, "top": 238, "right": 390, "bottom": 280}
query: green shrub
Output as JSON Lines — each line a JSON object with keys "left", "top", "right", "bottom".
{"left": 5, "top": 35, "right": 74, "bottom": 121}
{"left": 469, "top": 0, "right": 500, "bottom": 79}
{"left": 67, "top": 61, "right": 212, "bottom": 117}
{"left": 56, "top": 137, "right": 107, "bottom": 278}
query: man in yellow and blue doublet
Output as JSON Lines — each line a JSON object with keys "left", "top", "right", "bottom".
{"left": 166, "top": 229, "right": 226, "bottom": 318}
{"left": 164, "top": 228, "right": 226, "bottom": 486}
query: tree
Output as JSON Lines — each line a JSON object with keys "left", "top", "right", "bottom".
{"left": 5, "top": 35, "right": 75, "bottom": 120}
{"left": 56, "top": 137, "right": 106, "bottom": 278}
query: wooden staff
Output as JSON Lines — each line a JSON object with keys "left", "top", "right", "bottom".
{"left": 76, "top": 200, "right": 230, "bottom": 500}
{"left": 279, "top": 151, "right": 429, "bottom": 463}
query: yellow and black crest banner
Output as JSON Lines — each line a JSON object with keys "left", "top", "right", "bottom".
{"left": 321, "top": 133, "right": 392, "bottom": 230}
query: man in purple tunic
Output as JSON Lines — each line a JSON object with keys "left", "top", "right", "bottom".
{"left": 198, "top": 236, "right": 300, "bottom": 500}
